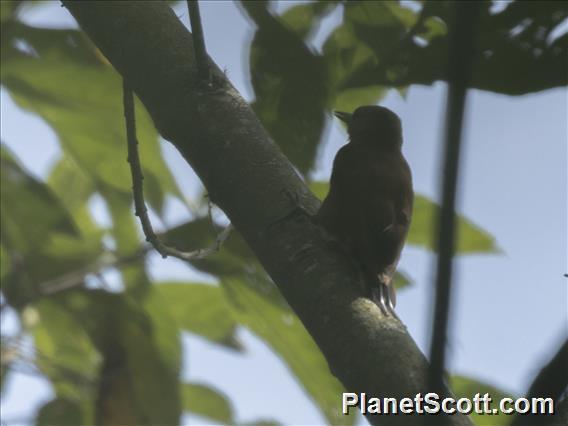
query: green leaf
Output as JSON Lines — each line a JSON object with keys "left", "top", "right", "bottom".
{"left": 105, "top": 290, "right": 181, "bottom": 425}
{"left": 182, "top": 382, "right": 234, "bottom": 424}
{"left": 330, "top": 1, "right": 567, "bottom": 95}
{"left": 308, "top": 180, "right": 330, "bottom": 201}
{"left": 101, "top": 188, "right": 151, "bottom": 291}
{"left": 33, "top": 297, "right": 99, "bottom": 405}
{"left": 117, "top": 293, "right": 182, "bottom": 425}
{"left": 0, "top": 147, "right": 105, "bottom": 306}
{"left": 242, "top": 2, "right": 329, "bottom": 174}
{"left": 36, "top": 397, "right": 84, "bottom": 426}
{"left": 322, "top": 23, "right": 376, "bottom": 91}
{"left": 422, "top": 15, "right": 447, "bottom": 40}
{"left": 141, "top": 285, "right": 183, "bottom": 378}
{"left": 345, "top": 1, "right": 414, "bottom": 30}
{"left": 409, "top": 195, "right": 498, "bottom": 254}
{"left": 0, "top": 149, "right": 108, "bottom": 304}
{"left": 451, "top": 375, "right": 514, "bottom": 426}
{"left": 38, "top": 289, "right": 182, "bottom": 425}
{"left": 0, "top": 243, "right": 10, "bottom": 282}
{"left": 393, "top": 270, "right": 412, "bottom": 291}
{"left": 47, "top": 155, "right": 98, "bottom": 236}
{"left": 155, "top": 282, "right": 241, "bottom": 350}
{"left": 224, "top": 276, "right": 355, "bottom": 425}
{"left": 0, "top": 1, "right": 18, "bottom": 23}
{"left": 326, "top": 1, "right": 412, "bottom": 94}
{"left": 161, "top": 218, "right": 255, "bottom": 278}
{"left": 279, "top": 1, "right": 338, "bottom": 40}
{"left": 309, "top": 182, "right": 498, "bottom": 254}
{"left": 0, "top": 144, "right": 77, "bottom": 253}
{"left": 332, "top": 85, "right": 387, "bottom": 116}
{"left": 1, "top": 23, "right": 184, "bottom": 215}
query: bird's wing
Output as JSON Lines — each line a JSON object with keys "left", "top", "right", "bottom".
{"left": 320, "top": 146, "right": 411, "bottom": 271}
{"left": 364, "top": 155, "right": 413, "bottom": 272}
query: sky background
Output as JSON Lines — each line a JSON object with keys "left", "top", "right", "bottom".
{"left": 1, "top": 1, "right": 567, "bottom": 425}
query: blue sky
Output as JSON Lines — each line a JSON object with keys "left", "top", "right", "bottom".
{"left": 1, "top": 1, "right": 567, "bottom": 425}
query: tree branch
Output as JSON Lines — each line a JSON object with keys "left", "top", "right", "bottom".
{"left": 186, "top": 0, "right": 209, "bottom": 82}
{"left": 123, "top": 79, "right": 231, "bottom": 261}
{"left": 428, "top": 1, "right": 481, "bottom": 403}
{"left": 61, "top": 2, "right": 471, "bottom": 425}
{"left": 511, "top": 339, "right": 568, "bottom": 426}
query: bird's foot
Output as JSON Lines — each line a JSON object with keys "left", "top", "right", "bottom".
{"left": 371, "top": 286, "right": 389, "bottom": 316}
{"left": 371, "top": 283, "right": 400, "bottom": 322}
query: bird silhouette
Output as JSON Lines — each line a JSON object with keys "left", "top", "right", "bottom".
{"left": 316, "top": 106, "right": 413, "bottom": 317}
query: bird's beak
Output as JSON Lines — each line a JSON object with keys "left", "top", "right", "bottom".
{"left": 333, "top": 111, "right": 352, "bottom": 125}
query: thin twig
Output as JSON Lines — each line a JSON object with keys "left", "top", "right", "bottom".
{"left": 123, "top": 80, "right": 161, "bottom": 252}
{"left": 39, "top": 249, "right": 146, "bottom": 296}
{"left": 39, "top": 221, "right": 232, "bottom": 298}
{"left": 428, "top": 0, "right": 480, "bottom": 409}
{"left": 122, "top": 79, "right": 232, "bottom": 263}
{"left": 187, "top": 0, "right": 210, "bottom": 82}
{"left": 205, "top": 192, "right": 226, "bottom": 236}
{"left": 205, "top": 193, "right": 215, "bottom": 228}
{"left": 400, "top": 3, "right": 430, "bottom": 48}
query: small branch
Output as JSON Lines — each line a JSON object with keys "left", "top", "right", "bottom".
{"left": 123, "top": 80, "right": 162, "bottom": 253}
{"left": 38, "top": 248, "right": 147, "bottom": 296}
{"left": 526, "top": 339, "right": 568, "bottom": 401}
{"left": 402, "top": 3, "right": 430, "bottom": 46}
{"left": 123, "top": 79, "right": 231, "bottom": 262}
{"left": 187, "top": 0, "right": 209, "bottom": 81}
{"left": 428, "top": 0, "right": 481, "bottom": 406}
{"left": 36, "top": 218, "right": 232, "bottom": 299}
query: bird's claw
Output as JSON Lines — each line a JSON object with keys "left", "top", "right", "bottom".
{"left": 372, "top": 283, "right": 400, "bottom": 322}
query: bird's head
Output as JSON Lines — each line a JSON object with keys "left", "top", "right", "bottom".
{"left": 334, "top": 106, "right": 402, "bottom": 149}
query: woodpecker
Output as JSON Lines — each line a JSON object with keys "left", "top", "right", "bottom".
{"left": 316, "top": 106, "right": 413, "bottom": 317}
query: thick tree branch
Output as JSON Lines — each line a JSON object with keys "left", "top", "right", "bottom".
{"left": 62, "top": 2, "right": 471, "bottom": 425}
